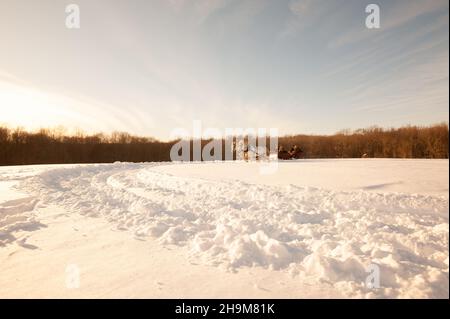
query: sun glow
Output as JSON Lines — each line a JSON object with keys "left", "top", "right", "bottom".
{"left": 0, "top": 80, "right": 133, "bottom": 134}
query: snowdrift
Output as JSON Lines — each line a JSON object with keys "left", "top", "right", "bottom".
{"left": 0, "top": 160, "right": 448, "bottom": 298}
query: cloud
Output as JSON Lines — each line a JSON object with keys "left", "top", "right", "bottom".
{"left": 167, "top": 0, "right": 231, "bottom": 24}
{"left": 280, "top": 0, "right": 320, "bottom": 37}
{"left": 349, "top": 49, "right": 448, "bottom": 116}
{"left": 288, "top": 0, "right": 314, "bottom": 16}
{"left": 194, "top": 0, "right": 230, "bottom": 22}
{"left": 1, "top": 0, "right": 447, "bottom": 138}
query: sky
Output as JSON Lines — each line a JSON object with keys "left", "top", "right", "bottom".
{"left": 0, "top": 0, "right": 448, "bottom": 140}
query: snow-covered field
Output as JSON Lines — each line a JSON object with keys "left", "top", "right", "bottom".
{"left": 0, "top": 159, "right": 448, "bottom": 298}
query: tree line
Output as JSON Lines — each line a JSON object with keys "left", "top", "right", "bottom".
{"left": 0, "top": 123, "right": 448, "bottom": 166}
{"left": 0, "top": 128, "right": 173, "bottom": 165}
{"left": 278, "top": 123, "right": 449, "bottom": 159}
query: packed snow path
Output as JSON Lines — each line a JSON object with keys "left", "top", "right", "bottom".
{"left": 1, "top": 160, "right": 448, "bottom": 298}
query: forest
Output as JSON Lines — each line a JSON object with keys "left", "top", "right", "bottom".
{"left": 0, "top": 123, "right": 448, "bottom": 165}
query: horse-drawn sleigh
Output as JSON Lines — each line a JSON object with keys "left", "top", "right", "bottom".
{"left": 232, "top": 141, "right": 304, "bottom": 161}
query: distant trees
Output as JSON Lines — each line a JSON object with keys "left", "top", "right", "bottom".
{"left": 0, "top": 123, "right": 448, "bottom": 166}
{"left": 0, "top": 127, "right": 173, "bottom": 165}
{"left": 278, "top": 123, "right": 449, "bottom": 159}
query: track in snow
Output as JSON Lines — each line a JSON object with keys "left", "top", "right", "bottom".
{"left": 14, "top": 161, "right": 449, "bottom": 298}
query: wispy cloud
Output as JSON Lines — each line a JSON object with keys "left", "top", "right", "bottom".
{"left": 280, "top": 0, "right": 326, "bottom": 38}
{"left": 0, "top": 0, "right": 448, "bottom": 137}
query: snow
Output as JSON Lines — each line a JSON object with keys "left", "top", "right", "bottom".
{"left": 0, "top": 159, "right": 448, "bottom": 298}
